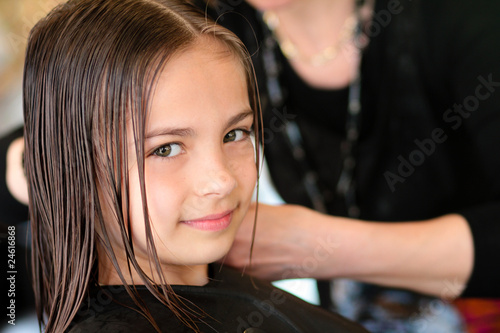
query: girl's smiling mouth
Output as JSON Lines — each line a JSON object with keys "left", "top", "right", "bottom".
{"left": 181, "top": 210, "right": 234, "bottom": 231}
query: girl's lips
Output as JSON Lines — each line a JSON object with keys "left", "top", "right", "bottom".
{"left": 181, "top": 210, "right": 233, "bottom": 231}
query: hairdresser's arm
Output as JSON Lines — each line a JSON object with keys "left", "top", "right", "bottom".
{"left": 225, "top": 203, "right": 473, "bottom": 299}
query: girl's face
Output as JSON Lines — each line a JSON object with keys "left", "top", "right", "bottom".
{"left": 123, "top": 40, "right": 257, "bottom": 283}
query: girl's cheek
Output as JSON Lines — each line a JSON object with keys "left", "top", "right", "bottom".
{"left": 227, "top": 147, "right": 256, "bottom": 174}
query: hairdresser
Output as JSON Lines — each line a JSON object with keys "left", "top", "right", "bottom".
{"left": 198, "top": 0, "right": 500, "bottom": 331}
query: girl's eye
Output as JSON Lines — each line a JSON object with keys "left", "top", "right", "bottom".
{"left": 153, "top": 143, "right": 182, "bottom": 158}
{"left": 224, "top": 129, "right": 249, "bottom": 143}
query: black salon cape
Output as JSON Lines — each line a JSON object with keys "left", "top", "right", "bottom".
{"left": 68, "top": 265, "right": 368, "bottom": 332}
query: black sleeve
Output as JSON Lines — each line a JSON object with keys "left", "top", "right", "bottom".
{"left": 424, "top": 0, "right": 500, "bottom": 297}
{"left": 452, "top": 2, "right": 500, "bottom": 298}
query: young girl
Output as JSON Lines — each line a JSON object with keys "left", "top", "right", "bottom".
{"left": 23, "top": 0, "right": 368, "bottom": 332}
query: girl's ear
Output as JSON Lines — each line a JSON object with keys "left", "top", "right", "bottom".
{"left": 6, "top": 137, "right": 29, "bottom": 205}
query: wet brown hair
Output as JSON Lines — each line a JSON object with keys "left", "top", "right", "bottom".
{"left": 23, "top": 0, "right": 261, "bottom": 331}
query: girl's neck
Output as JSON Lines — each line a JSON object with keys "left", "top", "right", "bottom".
{"left": 98, "top": 250, "right": 209, "bottom": 286}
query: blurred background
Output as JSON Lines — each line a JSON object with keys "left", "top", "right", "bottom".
{"left": 0, "top": 0, "right": 62, "bottom": 136}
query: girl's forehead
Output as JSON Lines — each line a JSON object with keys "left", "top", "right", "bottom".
{"left": 127, "top": 37, "right": 249, "bottom": 138}
{"left": 156, "top": 39, "right": 246, "bottom": 92}
{"left": 174, "top": 37, "right": 243, "bottom": 70}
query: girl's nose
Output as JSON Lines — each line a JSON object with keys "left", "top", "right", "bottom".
{"left": 195, "top": 157, "right": 237, "bottom": 198}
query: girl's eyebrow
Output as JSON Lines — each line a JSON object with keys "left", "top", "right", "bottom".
{"left": 225, "top": 110, "right": 254, "bottom": 130}
{"left": 145, "top": 127, "right": 194, "bottom": 139}
{"left": 145, "top": 110, "right": 254, "bottom": 139}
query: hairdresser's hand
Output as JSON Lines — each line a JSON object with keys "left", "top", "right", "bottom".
{"left": 223, "top": 203, "right": 341, "bottom": 281}
{"left": 224, "top": 203, "right": 474, "bottom": 298}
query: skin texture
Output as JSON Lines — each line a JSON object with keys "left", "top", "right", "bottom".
{"left": 99, "top": 39, "right": 257, "bottom": 286}
{"left": 245, "top": 0, "right": 294, "bottom": 11}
